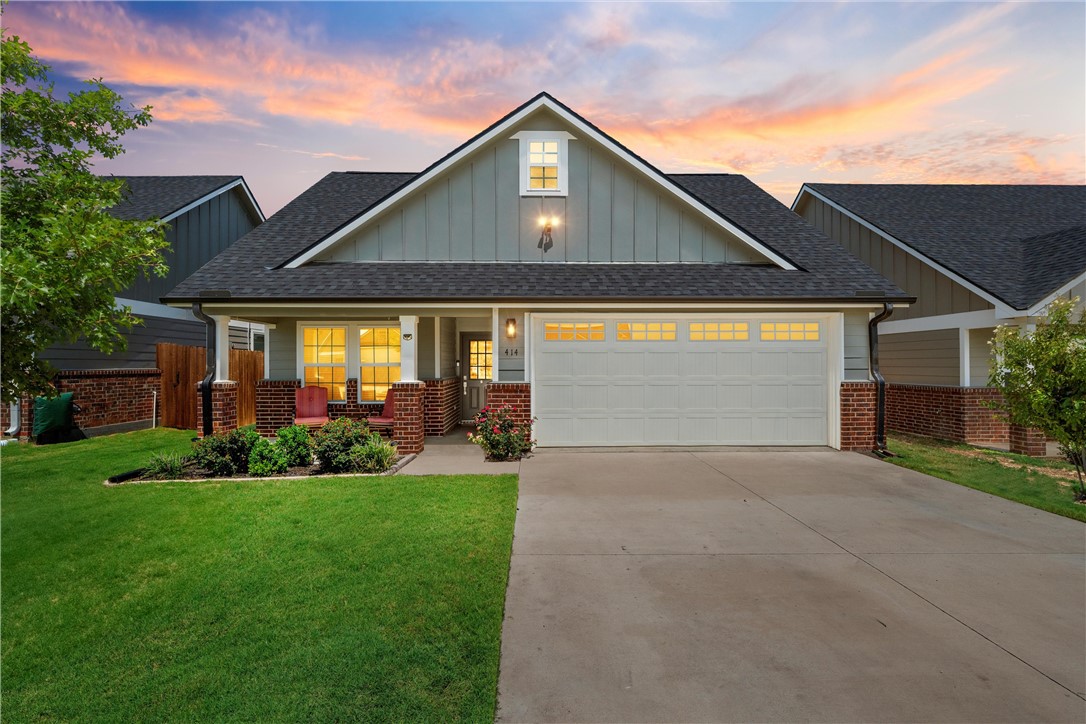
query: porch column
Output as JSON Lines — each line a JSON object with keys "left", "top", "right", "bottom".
{"left": 491, "top": 307, "right": 501, "bottom": 382}
{"left": 211, "top": 314, "right": 231, "bottom": 381}
{"left": 399, "top": 315, "right": 419, "bottom": 381}
{"left": 433, "top": 317, "right": 442, "bottom": 378}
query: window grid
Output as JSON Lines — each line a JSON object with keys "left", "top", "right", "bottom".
{"left": 302, "top": 327, "right": 347, "bottom": 401}
{"left": 617, "top": 322, "right": 677, "bottom": 342}
{"left": 760, "top": 321, "right": 820, "bottom": 341}
{"left": 690, "top": 322, "right": 750, "bottom": 341}
{"left": 359, "top": 327, "right": 402, "bottom": 401}
{"left": 528, "top": 140, "right": 559, "bottom": 190}
{"left": 543, "top": 322, "right": 605, "bottom": 341}
{"left": 469, "top": 339, "right": 493, "bottom": 380}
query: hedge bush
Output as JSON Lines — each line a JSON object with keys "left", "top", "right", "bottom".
{"left": 313, "top": 417, "right": 370, "bottom": 473}
{"left": 248, "top": 438, "right": 289, "bottom": 477}
{"left": 275, "top": 424, "right": 314, "bottom": 467}
{"left": 349, "top": 433, "right": 398, "bottom": 474}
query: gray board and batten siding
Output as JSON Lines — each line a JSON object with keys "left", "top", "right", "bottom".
{"left": 314, "top": 108, "right": 770, "bottom": 266}
{"left": 797, "top": 197, "right": 992, "bottom": 321}
{"left": 879, "top": 328, "right": 960, "bottom": 386}
{"left": 125, "top": 185, "right": 261, "bottom": 305}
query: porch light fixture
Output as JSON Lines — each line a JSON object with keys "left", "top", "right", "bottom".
{"left": 506, "top": 318, "right": 517, "bottom": 339}
{"left": 537, "top": 215, "right": 558, "bottom": 253}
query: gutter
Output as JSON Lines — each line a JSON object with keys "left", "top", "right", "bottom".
{"left": 2, "top": 402, "right": 20, "bottom": 441}
{"left": 191, "top": 303, "right": 216, "bottom": 438}
{"left": 868, "top": 303, "right": 895, "bottom": 457}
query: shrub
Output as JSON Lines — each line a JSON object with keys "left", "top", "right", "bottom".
{"left": 145, "top": 452, "right": 186, "bottom": 480}
{"left": 191, "top": 426, "right": 262, "bottom": 476}
{"left": 248, "top": 437, "right": 289, "bottom": 477}
{"left": 313, "top": 417, "right": 370, "bottom": 473}
{"left": 276, "top": 424, "right": 314, "bottom": 467}
{"left": 349, "top": 433, "right": 398, "bottom": 474}
{"left": 468, "top": 405, "right": 534, "bottom": 461}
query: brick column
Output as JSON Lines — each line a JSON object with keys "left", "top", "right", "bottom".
{"left": 840, "top": 382, "right": 877, "bottom": 451}
{"left": 256, "top": 379, "right": 300, "bottom": 437}
{"left": 196, "top": 381, "right": 239, "bottom": 438}
{"left": 391, "top": 381, "right": 425, "bottom": 454}
{"left": 483, "top": 383, "right": 532, "bottom": 428}
{"left": 1009, "top": 425, "right": 1047, "bottom": 457}
{"left": 423, "top": 378, "right": 460, "bottom": 436}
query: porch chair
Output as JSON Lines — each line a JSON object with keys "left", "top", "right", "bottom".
{"left": 294, "top": 386, "right": 330, "bottom": 428}
{"left": 367, "top": 389, "right": 396, "bottom": 438}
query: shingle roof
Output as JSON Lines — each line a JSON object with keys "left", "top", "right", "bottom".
{"left": 106, "top": 175, "right": 244, "bottom": 221}
{"left": 163, "top": 172, "right": 909, "bottom": 303}
{"left": 804, "top": 184, "right": 1086, "bottom": 310}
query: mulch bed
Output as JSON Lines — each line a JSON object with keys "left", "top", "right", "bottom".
{"left": 105, "top": 455, "right": 415, "bottom": 486}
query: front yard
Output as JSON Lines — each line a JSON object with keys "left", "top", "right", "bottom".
{"left": 1, "top": 429, "right": 518, "bottom": 721}
{"left": 887, "top": 434, "right": 1086, "bottom": 523}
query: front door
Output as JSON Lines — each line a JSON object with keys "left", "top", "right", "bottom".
{"left": 460, "top": 333, "right": 492, "bottom": 422}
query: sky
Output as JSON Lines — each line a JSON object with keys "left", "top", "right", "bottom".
{"left": 3, "top": 1, "right": 1084, "bottom": 216}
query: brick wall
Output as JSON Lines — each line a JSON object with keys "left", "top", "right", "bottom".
{"left": 840, "top": 382, "right": 876, "bottom": 451}
{"left": 196, "top": 381, "right": 238, "bottom": 438}
{"left": 1010, "top": 425, "right": 1047, "bottom": 456}
{"left": 327, "top": 379, "right": 384, "bottom": 423}
{"left": 2, "top": 369, "right": 162, "bottom": 440}
{"left": 256, "top": 379, "right": 300, "bottom": 436}
{"left": 423, "top": 377, "right": 460, "bottom": 436}
{"left": 886, "top": 384, "right": 1008, "bottom": 444}
{"left": 391, "top": 381, "right": 425, "bottom": 454}
{"left": 484, "top": 383, "right": 532, "bottom": 429}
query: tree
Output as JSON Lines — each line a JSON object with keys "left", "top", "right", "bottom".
{"left": 0, "top": 26, "right": 168, "bottom": 403}
{"left": 988, "top": 297, "right": 1086, "bottom": 500}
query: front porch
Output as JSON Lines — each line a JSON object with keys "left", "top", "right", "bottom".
{"left": 195, "top": 307, "right": 533, "bottom": 454}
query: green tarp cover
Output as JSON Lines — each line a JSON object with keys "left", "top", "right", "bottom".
{"left": 33, "top": 392, "right": 74, "bottom": 436}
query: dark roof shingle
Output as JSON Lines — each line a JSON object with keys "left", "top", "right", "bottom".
{"left": 106, "top": 175, "right": 244, "bottom": 221}
{"left": 805, "top": 184, "right": 1086, "bottom": 309}
{"left": 163, "top": 172, "right": 910, "bottom": 304}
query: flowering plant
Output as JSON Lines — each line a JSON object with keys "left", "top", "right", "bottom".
{"left": 467, "top": 404, "right": 535, "bottom": 461}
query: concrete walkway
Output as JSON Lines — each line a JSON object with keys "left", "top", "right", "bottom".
{"left": 398, "top": 444, "right": 521, "bottom": 475}
{"left": 496, "top": 450, "right": 1085, "bottom": 723}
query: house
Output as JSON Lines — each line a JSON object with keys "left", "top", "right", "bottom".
{"left": 163, "top": 93, "right": 912, "bottom": 453}
{"left": 792, "top": 184, "right": 1086, "bottom": 455}
{"left": 4, "top": 176, "right": 265, "bottom": 439}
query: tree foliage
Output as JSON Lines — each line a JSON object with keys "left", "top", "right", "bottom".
{"left": 988, "top": 297, "right": 1086, "bottom": 500}
{"left": 0, "top": 27, "right": 168, "bottom": 402}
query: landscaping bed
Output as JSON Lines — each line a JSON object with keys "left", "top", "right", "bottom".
{"left": 887, "top": 433, "right": 1086, "bottom": 523}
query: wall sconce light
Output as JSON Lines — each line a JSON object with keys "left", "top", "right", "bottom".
{"left": 506, "top": 318, "right": 517, "bottom": 339}
{"left": 402, "top": 333, "right": 413, "bottom": 341}
{"left": 537, "top": 215, "right": 558, "bottom": 253}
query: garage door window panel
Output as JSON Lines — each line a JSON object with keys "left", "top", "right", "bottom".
{"left": 760, "top": 321, "right": 820, "bottom": 341}
{"left": 617, "top": 322, "right": 677, "bottom": 341}
{"left": 690, "top": 322, "right": 749, "bottom": 341}
{"left": 544, "top": 322, "right": 605, "bottom": 341}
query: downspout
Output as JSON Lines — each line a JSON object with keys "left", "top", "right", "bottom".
{"left": 868, "top": 303, "right": 894, "bottom": 457}
{"left": 191, "top": 303, "right": 216, "bottom": 438}
{"left": 3, "top": 402, "right": 20, "bottom": 441}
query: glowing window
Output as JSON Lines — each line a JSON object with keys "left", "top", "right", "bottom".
{"left": 528, "top": 141, "right": 559, "bottom": 190}
{"left": 359, "top": 327, "right": 402, "bottom": 401}
{"left": 690, "top": 322, "right": 750, "bottom": 341}
{"left": 543, "top": 322, "right": 605, "bottom": 341}
{"left": 469, "top": 339, "right": 493, "bottom": 380}
{"left": 616, "top": 322, "right": 677, "bottom": 341}
{"left": 759, "top": 321, "right": 820, "bottom": 342}
{"left": 302, "top": 327, "right": 347, "bottom": 401}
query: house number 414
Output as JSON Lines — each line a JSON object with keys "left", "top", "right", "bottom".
{"left": 504, "top": 348, "right": 519, "bottom": 357}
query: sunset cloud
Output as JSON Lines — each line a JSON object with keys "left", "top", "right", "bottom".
{"left": 3, "top": 1, "right": 1080, "bottom": 213}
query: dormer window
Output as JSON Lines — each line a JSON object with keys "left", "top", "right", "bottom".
{"left": 512, "top": 131, "right": 574, "bottom": 196}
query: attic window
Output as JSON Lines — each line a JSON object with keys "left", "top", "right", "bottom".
{"left": 512, "top": 130, "right": 574, "bottom": 197}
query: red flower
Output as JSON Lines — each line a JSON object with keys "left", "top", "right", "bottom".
{"left": 493, "top": 425, "right": 500, "bottom": 434}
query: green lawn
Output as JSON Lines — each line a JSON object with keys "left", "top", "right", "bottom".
{"left": 887, "top": 434, "right": 1086, "bottom": 523}
{"left": 1, "top": 429, "right": 518, "bottom": 721}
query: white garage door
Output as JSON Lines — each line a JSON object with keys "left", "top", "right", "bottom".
{"left": 532, "top": 317, "right": 830, "bottom": 446}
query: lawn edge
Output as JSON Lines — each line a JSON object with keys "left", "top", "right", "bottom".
{"left": 103, "top": 453, "right": 418, "bottom": 486}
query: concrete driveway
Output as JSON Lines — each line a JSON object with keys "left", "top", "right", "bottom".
{"left": 496, "top": 450, "right": 1085, "bottom": 723}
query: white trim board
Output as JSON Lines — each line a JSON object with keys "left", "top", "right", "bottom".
{"left": 879, "top": 309, "right": 1001, "bottom": 335}
{"left": 160, "top": 178, "right": 265, "bottom": 225}
{"left": 285, "top": 95, "right": 797, "bottom": 271}
{"left": 793, "top": 185, "right": 1019, "bottom": 317}
{"left": 1027, "top": 270, "right": 1086, "bottom": 316}
{"left": 115, "top": 297, "right": 199, "bottom": 322}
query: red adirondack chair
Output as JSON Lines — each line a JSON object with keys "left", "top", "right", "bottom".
{"left": 294, "top": 386, "right": 329, "bottom": 428}
{"left": 367, "top": 389, "right": 395, "bottom": 437}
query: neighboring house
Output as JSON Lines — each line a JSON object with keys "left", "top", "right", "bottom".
{"left": 164, "top": 93, "right": 912, "bottom": 453}
{"left": 6, "top": 176, "right": 265, "bottom": 439}
{"left": 792, "top": 184, "right": 1086, "bottom": 454}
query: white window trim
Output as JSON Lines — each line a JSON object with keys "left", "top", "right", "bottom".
{"left": 511, "top": 130, "right": 575, "bottom": 197}
{"left": 296, "top": 321, "right": 401, "bottom": 404}
{"left": 297, "top": 323, "right": 349, "bottom": 402}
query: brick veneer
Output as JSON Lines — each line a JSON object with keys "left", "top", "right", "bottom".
{"left": 196, "top": 381, "right": 238, "bottom": 438}
{"left": 1010, "top": 425, "right": 1047, "bottom": 456}
{"left": 484, "top": 383, "right": 532, "bottom": 429}
{"left": 840, "top": 382, "right": 877, "bottom": 451}
{"left": 423, "top": 377, "right": 460, "bottom": 436}
{"left": 886, "top": 384, "right": 1008, "bottom": 445}
{"left": 2, "top": 369, "right": 162, "bottom": 440}
{"left": 391, "top": 381, "right": 426, "bottom": 454}
{"left": 255, "top": 379, "right": 300, "bottom": 436}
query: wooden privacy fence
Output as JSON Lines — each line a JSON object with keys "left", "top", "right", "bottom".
{"left": 157, "top": 343, "right": 264, "bottom": 429}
